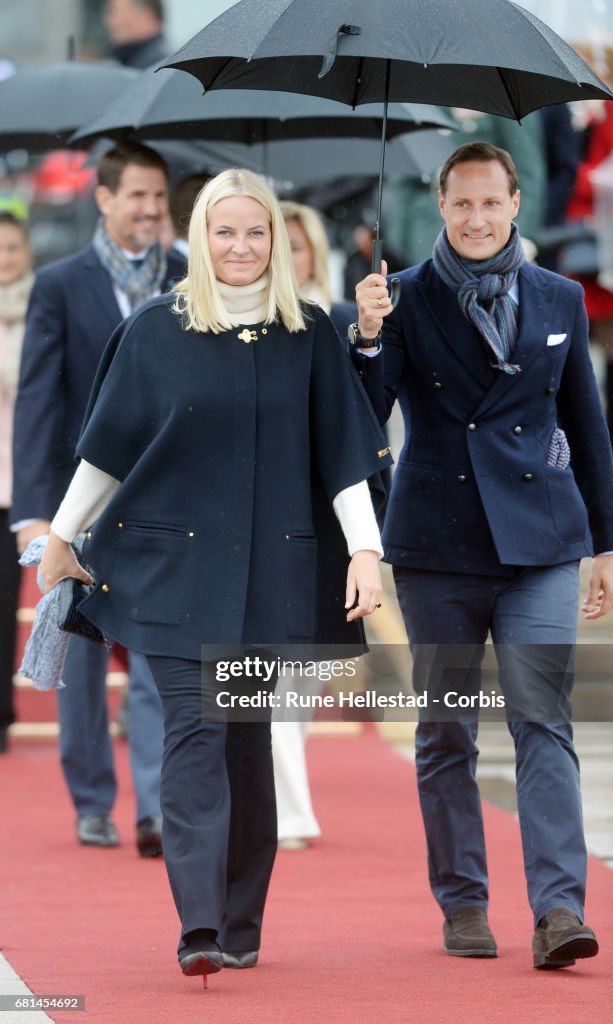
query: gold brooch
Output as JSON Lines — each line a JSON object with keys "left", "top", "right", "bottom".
{"left": 238, "top": 328, "right": 258, "bottom": 344}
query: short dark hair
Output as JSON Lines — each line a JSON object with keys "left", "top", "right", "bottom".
{"left": 169, "top": 174, "right": 211, "bottom": 238}
{"left": 0, "top": 211, "right": 29, "bottom": 238}
{"left": 96, "top": 141, "right": 168, "bottom": 192}
{"left": 439, "top": 141, "right": 519, "bottom": 196}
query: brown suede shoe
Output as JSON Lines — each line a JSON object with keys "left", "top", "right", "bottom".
{"left": 533, "top": 908, "right": 599, "bottom": 969}
{"left": 443, "top": 906, "right": 498, "bottom": 958}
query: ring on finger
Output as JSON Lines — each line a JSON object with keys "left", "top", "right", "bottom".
{"left": 377, "top": 298, "right": 384, "bottom": 307}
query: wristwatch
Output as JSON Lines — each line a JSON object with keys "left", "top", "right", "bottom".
{"left": 347, "top": 323, "right": 382, "bottom": 349}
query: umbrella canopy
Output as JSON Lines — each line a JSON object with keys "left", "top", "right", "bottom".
{"left": 142, "top": 131, "right": 453, "bottom": 185}
{"left": 71, "top": 66, "right": 455, "bottom": 146}
{"left": 163, "top": 0, "right": 612, "bottom": 118}
{"left": 163, "top": 0, "right": 612, "bottom": 279}
{"left": 85, "top": 130, "right": 452, "bottom": 187}
{"left": 263, "top": 131, "right": 454, "bottom": 184}
{"left": 0, "top": 62, "right": 138, "bottom": 151}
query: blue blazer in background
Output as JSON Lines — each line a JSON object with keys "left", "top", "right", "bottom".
{"left": 11, "top": 244, "right": 184, "bottom": 524}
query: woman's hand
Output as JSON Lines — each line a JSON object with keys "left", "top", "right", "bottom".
{"left": 345, "top": 550, "right": 383, "bottom": 621}
{"left": 39, "top": 531, "right": 94, "bottom": 596}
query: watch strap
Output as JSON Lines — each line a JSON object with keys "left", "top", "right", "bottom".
{"left": 348, "top": 322, "right": 382, "bottom": 349}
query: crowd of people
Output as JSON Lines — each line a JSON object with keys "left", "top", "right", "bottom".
{"left": 1, "top": 0, "right": 612, "bottom": 990}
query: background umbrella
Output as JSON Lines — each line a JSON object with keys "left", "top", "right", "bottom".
{"left": 83, "top": 130, "right": 453, "bottom": 191}
{"left": 0, "top": 61, "right": 138, "bottom": 151}
{"left": 71, "top": 66, "right": 455, "bottom": 146}
{"left": 163, "top": 0, "right": 613, "bottom": 279}
{"left": 150, "top": 131, "right": 454, "bottom": 187}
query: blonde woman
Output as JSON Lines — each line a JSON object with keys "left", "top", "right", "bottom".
{"left": 0, "top": 213, "right": 33, "bottom": 753}
{"left": 280, "top": 200, "right": 333, "bottom": 309}
{"left": 40, "top": 170, "right": 391, "bottom": 982}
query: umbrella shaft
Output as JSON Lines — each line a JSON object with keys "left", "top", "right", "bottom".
{"left": 372, "top": 59, "right": 391, "bottom": 272}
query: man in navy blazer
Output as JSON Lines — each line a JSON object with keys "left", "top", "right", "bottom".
{"left": 12, "top": 141, "right": 184, "bottom": 854}
{"left": 351, "top": 141, "right": 613, "bottom": 969}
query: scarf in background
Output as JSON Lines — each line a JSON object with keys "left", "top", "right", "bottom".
{"left": 298, "top": 278, "right": 332, "bottom": 314}
{"left": 432, "top": 224, "right": 524, "bottom": 375}
{"left": 93, "top": 217, "right": 166, "bottom": 311}
{"left": 0, "top": 270, "right": 34, "bottom": 399}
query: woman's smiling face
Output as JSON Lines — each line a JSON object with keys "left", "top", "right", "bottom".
{"left": 207, "top": 196, "right": 272, "bottom": 286}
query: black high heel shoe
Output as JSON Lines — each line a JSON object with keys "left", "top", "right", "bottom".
{"left": 179, "top": 930, "right": 224, "bottom": 989}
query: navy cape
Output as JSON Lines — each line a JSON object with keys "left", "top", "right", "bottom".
{"left": 77, "top": 294, "right": 392, "bottom": 659}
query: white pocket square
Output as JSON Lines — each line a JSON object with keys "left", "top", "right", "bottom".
{"left": 547, "top": 333, "right": 567, "bottom": 346}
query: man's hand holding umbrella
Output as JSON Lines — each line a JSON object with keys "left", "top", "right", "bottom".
{"left": 355, "top": 259, "right": 394, "bottom": 348}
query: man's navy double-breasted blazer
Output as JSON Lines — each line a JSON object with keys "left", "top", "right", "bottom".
{"left": 11, "top": 244, "right": 184, "bottom": 524}
{"left": 353, "top": 259, "right": 613, "bottom": 573}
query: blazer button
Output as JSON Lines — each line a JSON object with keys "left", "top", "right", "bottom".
{"left": 457, "top": 474, "right": 467, "bottom": 483}
{"left": 467, "top": 422, "right": 476, "bottom": 431}
{"left": 546, "top": 386, "right": 556, "bottom": 395}
{"left": 433, "top": 381, "right": 443, "bottom": 389}
{"left": 522, "top": 473, "right": 534, "bottom": 481}
{"left": 513, "top": 426, "right": 522, "bottom": 434}
{"left": 101, "top": 583, "right": 110, "bottom": 592}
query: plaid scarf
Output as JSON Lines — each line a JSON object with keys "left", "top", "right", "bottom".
{"left": 432, "top": 224, "right": 524, "bottom": 375}
{"left": 93, "top": 217, "right": 166, "bottom": 311}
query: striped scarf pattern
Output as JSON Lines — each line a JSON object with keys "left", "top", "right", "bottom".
{"left": 432, "top": 224, "right": 524, "bottom": 375}
{"left": 93, "top": 217, "right": 166, "bottom": 312}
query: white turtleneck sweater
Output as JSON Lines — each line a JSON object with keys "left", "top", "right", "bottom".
{"left": 51, "top": 276, "right": 383, "bottom": 557}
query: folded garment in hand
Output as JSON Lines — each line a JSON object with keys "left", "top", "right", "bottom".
{"left": 18, "top": 536, "right": 69, "bottom": 691}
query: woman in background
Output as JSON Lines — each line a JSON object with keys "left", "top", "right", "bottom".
{"left": 0, "top": 213, "right": 33, "bottom": 753}
{"left": 276, "top": 201, "right": 359, "bottom": 850}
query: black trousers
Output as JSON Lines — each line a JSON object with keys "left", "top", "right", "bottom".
{"left": 0, "top": 509, "right": 20, "bottom": 730}
{"left": 146, "top": 656, "right": 277, "bottom": 954}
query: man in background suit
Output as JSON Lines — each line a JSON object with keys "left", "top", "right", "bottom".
{"left": 12, "top": 141, "right": 184, "bottom": 855}
{"left": 104, "top": 0, "right": 169, "bottom": 70}
{"left": 350, "top": 141, "right": 613, "bottom": 969}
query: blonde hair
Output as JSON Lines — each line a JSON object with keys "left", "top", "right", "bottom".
{"left": 280, "top": 200, "right": 332, "bottom": 311}
{"left": 173, "top": 168, "right": 306, "bottom": 334}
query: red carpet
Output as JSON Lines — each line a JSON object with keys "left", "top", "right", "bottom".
{"left": 1, "top": 730, "right": 611, "bottom": 1024}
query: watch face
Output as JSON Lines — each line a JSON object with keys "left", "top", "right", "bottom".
{"left": 348, "top": 323, "right": 379, "bottom": 347}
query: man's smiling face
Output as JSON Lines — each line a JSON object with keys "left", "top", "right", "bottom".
{"left": 439, "top": 159, "right": 520, "bottom": 261}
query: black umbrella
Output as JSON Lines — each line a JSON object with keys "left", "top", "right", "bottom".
{"left": 0, "top": 61, "right": 138, "bottom": 151}
{"left": 238, "top": 131, "right": 454, "bottom": 185}
{"left": 128, "top": 130, "right": 453, "bottom": 186}
{"left": 163, "top": 0, "right": 613, "bottom": 279}
{"left": 71, "top": 66, "right": 455, "bottom": 146}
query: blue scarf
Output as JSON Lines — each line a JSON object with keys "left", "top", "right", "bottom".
{"left": 432, "top": 224, "right": 524, "bottom": 375}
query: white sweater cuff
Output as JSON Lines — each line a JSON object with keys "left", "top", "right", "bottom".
{"left": 51, "top": 461, "right": 120, "bottom": 542}
{"left": 332, "top": 480, "right": 383, "bottom": 557}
